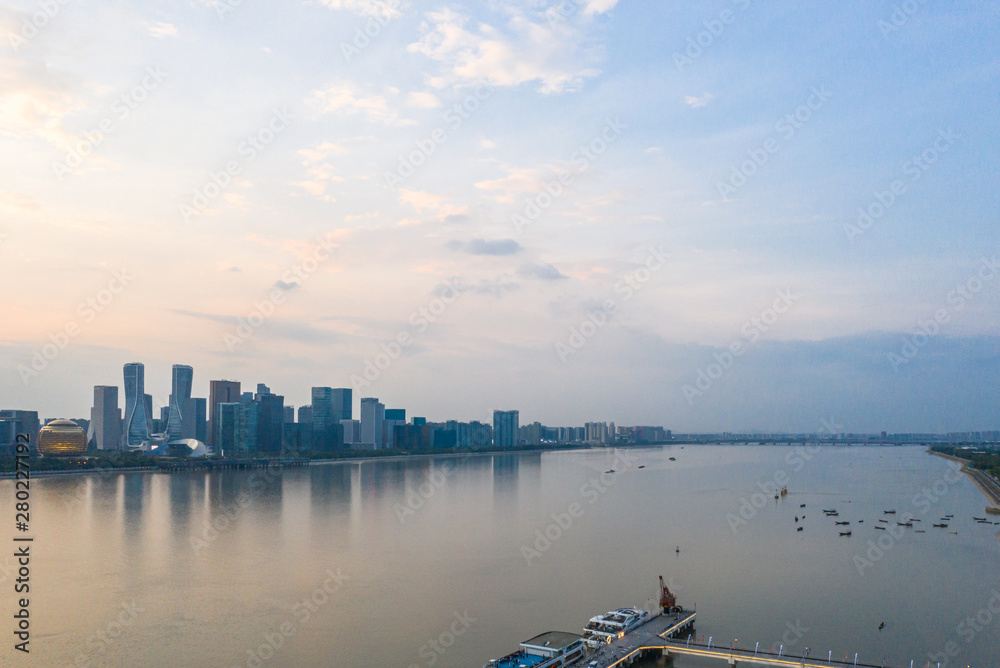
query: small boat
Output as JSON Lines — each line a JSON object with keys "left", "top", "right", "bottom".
{"left": 796, "top": 527, "right": 803, "bottom": 532}
{"left": 605, "top": 470, "right": 615, "bottom": 474}
{"left": 884, "top": 510, "right": 896, "bottom": 514}
{"left": 638, "top": 465, "right": 646, "bottom": 469}
{"left": 835, "top": 521, "right": 849, "bottom": 526}
{"left": 973, "top": 517, "right": 986, "bottom": 521}
{"left": 794, "top": 517, "right": 799, "bottom": 522}
{"left": 933, "top": 524, "right": 948, "bottom": 528}
{"left": 915, "top": 530, "right": 925, "bottom": 533}
{"left": 824, "top": 512, "right": 839, "bottom": 517}
{"left": 800, "top": 504, "right": 806, "bottom": 508}
{"left": 839, "top": 531, "right": 852, "bottom": 536}
{"left": 948, "top": 531, "right": 958, "bottom": 535}
{"left": 910, "top": 518, "right": 921, "bottom": 522}
{"left": 878, "top": 622, "right": 885, "bottom": 631}
{"left": 897, "top": 522, "right": 913, "bottom": 527}
{"left": 823, "top": 509, "right": 836, "bottom": 513}
{"left": 858, "top": 520, "right": 864, "bottom": 523}
{"left": 878, "top": 519, "right": 888, "bottom": 523}
{"left": 668, "top": 457, "right": 676, "bottom": 461}
{"left": 875, "top": 526, "right": 886, "bottom": 530}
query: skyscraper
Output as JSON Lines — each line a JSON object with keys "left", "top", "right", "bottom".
{"left": 331, "top": 388, "right": 352, "bottom": 423}
{"left": 166, "top": 364, "right": 193, "bottom": 441}
{"left": 215, "top": 402, "right": 240, "bottom": 457}
{"left": 208, "top": 380, "right": 241, "bottom": 450}
{"left": 312, "top": 387, "right": 351, "bottom": 450}
{"left": 493, "top": 410, "right": 519, "bottom": 448}
{"left": 360, "top": 397, "right": 385, "bottom": 449}
{"left": 89, "top": 385, "right": 121, "bottom": 450}
{"left": 123, "top": 363, "right": 151, "bottom": 447}
{"left": 257, "top": 393, "right": 284, "bottom": 454}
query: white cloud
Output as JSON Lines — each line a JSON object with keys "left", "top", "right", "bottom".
{"left": 318, "top": 0, "right": 404, "bottom": 18}
{"left": 308, "top": 81, "right": 415, "bottom": 126}
{"left": 684, "top": 92, "right": 715, "bottom": 108}
{"left": 145, "top": 22, "right": 179, "bottom": 39}
{"left": 399, "top": 189, "right": 469, "bottom": 218}
{"left": 407, "top": 7, "right": 608, "bottom": 94}
{"left": 405, "top": 91, "right": 442, "bottom": 108}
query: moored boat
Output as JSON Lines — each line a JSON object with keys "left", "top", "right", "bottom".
{"left": 485, "top": 632, "right": 586, "bottom": 668}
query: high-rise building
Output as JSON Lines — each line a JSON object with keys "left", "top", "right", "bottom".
{"left": 283, "top": 405, "right": 295, "bottom": 424}
{"left": 237, "top": 393, "right": 260, "bottom": 455}
{"left": 312, "top": 387, "right": 351, "bottom": 450}
{"left": 208, "top": 380, "right": 241, "bottom": 450}
{"left": 183, "top": 397, "right": 207, "bottom": 442}
{"left": 165, "top": 364, "right": 193, "bottom": 441}
{"left": 385, "top": 408, "right": 405, "bottom": 421}
{"left": 360, "top": 397, "right": 385, "bottom": 449}
{"left": 215, "top": 402, "right": 240, "bottom": 457}
{"left": 493, "top": 410, "right": 519, "bottom": 448}
{"left": 340, "top": 419, "right": 361, "bottom": 445}
{"left": 257, "top": 394, "right": 284, "bottom": 454}
{"left": 298, "top": 405, "right": 312, "bottom": 425}
{"left": 0, "top": 410, "right": 40, "bottom": 454}
{"left": 332, "top": 388, "right": 352, "bottom": 423}
{"left": 123, "top": 363, "right": 151, "bottom": 447}
{"left": 89, "top": 386, "right": 121, "bottom": 450}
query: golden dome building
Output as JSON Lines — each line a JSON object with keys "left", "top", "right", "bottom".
{"left": 37, "top": 419, "right": 88, "bottom": 457}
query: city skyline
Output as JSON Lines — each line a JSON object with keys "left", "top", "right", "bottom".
{"left": 2, "top": 2, "right": 998, "bottom": 433}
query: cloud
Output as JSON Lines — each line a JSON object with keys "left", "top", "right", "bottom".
{"left": 145, "top": 22, "right": 179, "bottom": 39}
{"left": 684, "top": 92, "right": 714, "bottom": 108}
{"left": 405, "top": 91, "right": 442, "bottom": 108}
{"left": 398, "top": 189, "right": 469, "bottom": 218}
{"left": 475, "top": 165, "right": 553, "bottom": 193}
{"left": 446, "top": 238, "right": 522, "bottom": 255}
{"left": 293, "top": 143, "right": 348, "bottom": 200}
{"left": 308, "top": 81, "right": 414, "bottom": 126}
{"left": 298, "top": 142, "right": 348, "bottom": 165}
{"left": 274, "top": 280, "right": 300, "bottom": 291}
{"left": 317, "top": 0, "right": 404, "bottom": 18}
{"left": 518, "top": 262, "right": 568, "bottom": 281}
{"left": 407, "top": 7, "right": 607, "bottom": 93}
{"left": 0, "top": 191, "right": 39, "bottom": 211}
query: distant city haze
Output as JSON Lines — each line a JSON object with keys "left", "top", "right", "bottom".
{"left": 1, "top": 2, "right": 998, "bottom": 433}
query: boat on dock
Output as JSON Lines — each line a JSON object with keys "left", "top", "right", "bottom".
{"left": 484, "top": 632, "right": 586, "bottom": 668}
{"left": 582, "top": 608, "right": 651, "bottom": 647}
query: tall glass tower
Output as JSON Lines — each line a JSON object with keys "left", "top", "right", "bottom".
{"left": 123, "top": 362, "right": 151, "bottom": 447}
{"left": 165, "top": 364, "right": 193, "bottom": 441}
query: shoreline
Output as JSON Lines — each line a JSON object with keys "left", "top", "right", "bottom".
{"left": 927, "top": 448, "right": 1000, "bottom": 510}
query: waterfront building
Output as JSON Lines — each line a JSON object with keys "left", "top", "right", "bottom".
{"left": 493, "top": 410, "right": 519, "bottom": 448}
{"left": 123, "top": 363, "right": 151, "bottom": 448}
{"left": 360, "top": 397, "right": 385, "bottom": 449}
{"left": 89, "top": 386, "right": 121, "bottom": 450}
{"left": 165, "top": 364, "right": 193, "bottom": 441}
{"left": 208, "top": 380, "right": 241, "bottom": 449}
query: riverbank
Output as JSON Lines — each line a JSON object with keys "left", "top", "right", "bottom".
{"left": 927, "top": 448, "right": 1000, "bottom": 511}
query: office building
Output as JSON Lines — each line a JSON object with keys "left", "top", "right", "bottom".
{"left": 360, "top": 397, "right": 385, "bottom": 449}
{"left": 214, "top": 402, "right": 240, "bottom": 457}
{"left": 283, "top": 406, "right": 295, "bottom": 424}
{"left": 208, "top": 380, "right": 241, "bottom": 449}
{"left": 493, "top": 410, "right": 519, "bottom": 448}
{"left": 0, "top": 410, "right": 40, "bottom": 454}
{"left": 341, "top": 419, "right": 361, "bottom": 446}
{"left": 89, "top": 386, "right": 121, "bottom": 450}
{"left": 298, "top": 405, "right": 312, "bottom": 425}
{"left": 165, "top": 364, "right": 193, "bottom": 441}
{"left": 258, "top": 393, "right": 284, "bottom": 454}
{"left": 123, "top": 363, "right": 151, "bottom": 447}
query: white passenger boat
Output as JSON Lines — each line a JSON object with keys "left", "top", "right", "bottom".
{"left": 484, "top": 631, "right": 587, "bottom": 668}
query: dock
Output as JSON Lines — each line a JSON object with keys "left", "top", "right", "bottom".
{"left": 585, "top": 611, "right": 897, "bottom": 668}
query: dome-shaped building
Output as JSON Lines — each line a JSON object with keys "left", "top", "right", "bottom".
{"left": 37, "top": 419, "right": 88, "bottom": 457}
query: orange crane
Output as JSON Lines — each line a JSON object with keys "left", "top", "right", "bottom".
{"left": 659, "top": 575, "right": 679, "bottom": 613}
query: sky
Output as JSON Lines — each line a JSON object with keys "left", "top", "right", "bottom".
{"left": 1, "top": 0, "right": 998, "bottom": 432}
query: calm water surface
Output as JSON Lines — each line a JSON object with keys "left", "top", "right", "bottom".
{"left": 1, "top": 446, "right": 998, "bottom": 667}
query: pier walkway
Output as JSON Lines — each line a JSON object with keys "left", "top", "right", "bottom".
{"left": 585, "top": 611, "right": 898, "bottom": 668}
